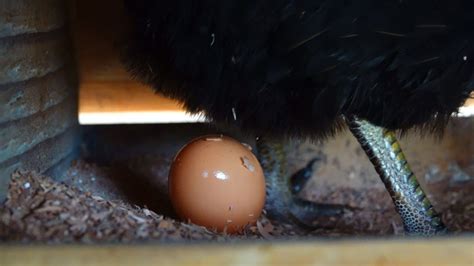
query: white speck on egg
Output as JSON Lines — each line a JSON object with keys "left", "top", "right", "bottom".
{"left": 205, "top": 137, "right": 223, "bottom": 141}
{"left": 241, "top": 142, "right": 252, "bottom": 151}
{"left": 241, "top": 156, "right": 255, "bottom": 172}
{"left": 214, "top": 170, "right": 229, "bottom": 180}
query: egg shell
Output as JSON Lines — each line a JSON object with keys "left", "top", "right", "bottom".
{"left": 169, "top": 135, "right": 265, "bottom": 233}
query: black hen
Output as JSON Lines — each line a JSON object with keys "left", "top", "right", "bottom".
{"left": 123, "top": 0, "right": 473, "bottom": 139}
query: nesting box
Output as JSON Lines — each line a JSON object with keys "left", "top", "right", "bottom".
{"left": 0, "top": 1, "right": 473, "bottom": 265}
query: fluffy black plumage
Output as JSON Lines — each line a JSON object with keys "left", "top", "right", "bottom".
{"left": 123, "top": 0, "right": 474, "bottom": 139}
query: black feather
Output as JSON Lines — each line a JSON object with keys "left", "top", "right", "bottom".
{"left": 122, "top": 0, "right": 474, "bottom": 139}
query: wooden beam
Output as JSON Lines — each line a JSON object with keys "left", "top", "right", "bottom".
{"left": 78, "top": 81, "right": 205, "bottom": 124}
{"left": 1, "top": 238, "right": 473, "bottom": 266}
{"left": 72, "top": 0, "right": 203, "bottom": 125}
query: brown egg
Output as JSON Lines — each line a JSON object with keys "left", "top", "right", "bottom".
{"left": 169, "top": 135, "right": 265, "bottom": 233}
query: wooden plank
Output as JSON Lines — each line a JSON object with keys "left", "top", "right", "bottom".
{"left": 0, "top": 31, "right": 68, "bottom": 85}
{"left": 467, "top": 98, "right": 474, "bottom": 106}
{"left": 0, "top": 127, "right": 79, "bottom": 199}
{"left": 0, "top": 67, "right": 73, "bottom": 124}
{"left": 0, "top": 238, "right": 473, "bottom": 266}
{"left": 459, "top": 98, "right": 474, "bottom": 117}
{"left": 78, "top": 81, "right": 205, "bottom": 124}
{"left": 80, "top": 82, "right": 184, "bottom": 113}
{"left": 72, "top": 0, "right": 202, "bottom": 125}
{"left": 0, "top": 0, "right": 66, "bottom": 38}
{"left": 0, "top": 96, "right": 77, "bottom": 163}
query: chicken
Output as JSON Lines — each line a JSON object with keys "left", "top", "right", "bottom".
{"left": 121, "top": 0, "right": 474, "bottom": 235}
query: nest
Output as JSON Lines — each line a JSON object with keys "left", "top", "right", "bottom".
{"left": 1, "top": 162, "right": 473, "bottom": 243}
{"left": 0, "top": 171, "right": 297, "bottom": 243}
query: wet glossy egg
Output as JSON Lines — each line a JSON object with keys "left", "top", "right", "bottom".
{"left": 169, "top": 135, "right": 265, "bottom": 233}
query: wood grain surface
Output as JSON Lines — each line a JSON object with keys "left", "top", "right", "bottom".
{"left": 1, "top": 238, "right": 473, "bottom": 266}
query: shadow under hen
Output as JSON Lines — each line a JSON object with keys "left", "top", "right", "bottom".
{"left": 121, "top": 0, "right": 474, "bottom": 236}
